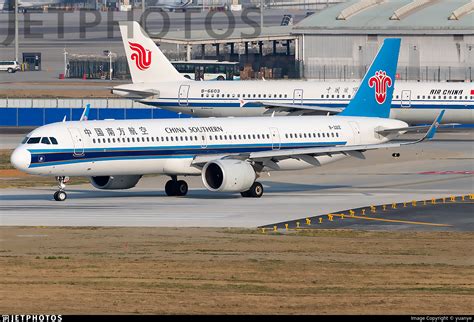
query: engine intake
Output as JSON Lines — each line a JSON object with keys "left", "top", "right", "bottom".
{"left": 202, "top": 159, "right": 256, "bottom": 192}
{"left": 90, "top": 175, "right": 142, "bottom": 190}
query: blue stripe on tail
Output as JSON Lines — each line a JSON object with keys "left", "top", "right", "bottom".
{"left": 340, "top": 38, "right": 401, "bottom": 118}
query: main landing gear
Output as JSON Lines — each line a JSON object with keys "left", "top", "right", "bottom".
{"left": 165, "top": 176, "right": 188, "bottom": 196}
{"left": 54, "top": 176, "right": 68, "bottom": 201}
{"left": 240, "top": 182, "right": 264, "bottom": 198}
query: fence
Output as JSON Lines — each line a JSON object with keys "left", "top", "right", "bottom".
{"left": 303, "top": 65, "right": 473, "bottom": 82}
{"left": 0, "top": 98, "right": 188, "bottom": 127}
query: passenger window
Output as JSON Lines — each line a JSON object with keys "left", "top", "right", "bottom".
{"left": 93, "top": 139, "right": 96, "bottom": 144}
{"left": 49, "top": 137, "right": 58, "bottom": 145}
{"left": 331, "top": 133, "right": 335, "bottom": 137}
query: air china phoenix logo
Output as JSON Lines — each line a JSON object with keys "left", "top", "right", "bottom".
{"left": 368, "top": 70, "right": 392, "bottom": 104}
{"left": 129, "top": 42, "right": 152, "bottom": 71}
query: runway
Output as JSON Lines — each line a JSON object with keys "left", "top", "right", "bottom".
{"left": 1, "top": 136, "right": 473, "bottom": 229}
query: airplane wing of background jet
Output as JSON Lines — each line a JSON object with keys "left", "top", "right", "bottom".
{"left": 191, "top": 111, "right": 445, "bottom": 169}
{"left": 242, "top": 101, "right": 344, "bottom": 115}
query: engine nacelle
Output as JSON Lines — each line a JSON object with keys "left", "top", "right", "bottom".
{"left": 202, "top": 159, "right": 256, "bottom": 192}
{"left": 90, "top": 175, "right": 142, "bottom": 190}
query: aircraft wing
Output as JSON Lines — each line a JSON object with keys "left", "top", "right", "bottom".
{"left": 111, "top": 87, "right": 159, "bottom": 98}
{"left": 192, "top": 111, "right": 444, "bottom": 168}
{"left": 377, "top": 122, "right": 460, "bottom": 134}
{"left": 242, "top": 101, "right": 343, "bottom": 115}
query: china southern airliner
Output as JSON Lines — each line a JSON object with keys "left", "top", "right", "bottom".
{"left": 113, "top": 21, "right": 473, "bottom": 124}
{"left": 11, "top": 38, "right": 443, "bottom": 201}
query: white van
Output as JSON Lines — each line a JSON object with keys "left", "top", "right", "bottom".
{"left": 0, "top": 61, "right": 21, "bottom": 73}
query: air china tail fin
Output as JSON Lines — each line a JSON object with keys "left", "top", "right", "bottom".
{"left": 118, "top": 21, "right": 185, "bottom": 84}
{"left": 340, "top": 38, "right": 401, "bottom": 118}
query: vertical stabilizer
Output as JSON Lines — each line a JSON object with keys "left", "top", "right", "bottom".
{"left": 119, "top": 21, "right": 185, "bottom": 83}
{"left": 340, "top": 38, "right": 401, "bottom": 118}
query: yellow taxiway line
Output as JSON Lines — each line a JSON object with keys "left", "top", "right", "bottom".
{"left": 331, "top": 214, "right": 452, "bottom": 227}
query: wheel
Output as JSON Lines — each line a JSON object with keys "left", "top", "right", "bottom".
{"left": 249, "top": 182, "right": 264, "bottom": 198}
{"left": 216, "top": 75, "right": 225, "bottom": 81}
{"left": 165, "top": 180, "right": 177, "bottom": 196}
{"left": 240, "top": 190, "right": 251, "bottom": 198}
{"left": 7, "top": 68, "right": 13, "bottom": 73}
{"left": 54, "top": 191, "right": 67, "bottom": 201}
{"left": 176, "top": 180, "right": 188, "bottom": 196}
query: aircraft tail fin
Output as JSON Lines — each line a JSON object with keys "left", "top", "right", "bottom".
{"left": 340, "top": 38, "right": 401, "bottom": 118}
{"left": 118, "top": 21, "right": 185, "bottom": 84}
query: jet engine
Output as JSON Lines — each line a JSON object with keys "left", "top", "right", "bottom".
{"left": 202, "top": 159, "right": 256, "bottom": 192}
{"left": 90, "top": 175, "right": 142, "bottom": 190}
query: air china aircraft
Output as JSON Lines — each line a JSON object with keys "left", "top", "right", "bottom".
{"left": 11, "top": 38, "right": 443, "bottom": 201}
{"left": 113, "top": 21, "right": 473, "bottom": 124}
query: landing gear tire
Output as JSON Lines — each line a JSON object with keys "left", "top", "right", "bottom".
{"left": 54, "top": 190, "right": 67, "bottom": 201}
{"left": 165, "top": 180, "right": 177, "bottom": 196}
{"left": 165, "top": 179, "right": 188, "bottom": 196}
{"left": 176, "top": 180, "right": 188, "bottom": 196}
{"left": 241, "top": 182, "right": 263, "bottom": 198}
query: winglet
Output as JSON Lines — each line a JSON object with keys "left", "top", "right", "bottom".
{"left": 425, "top": 110, "right": 445, "bottom": 140}
{"left": 80, "top": 103, "right": 90, "bottom": 121}
{"left": 414, "top": 109, "right": 444, "bottom": 143}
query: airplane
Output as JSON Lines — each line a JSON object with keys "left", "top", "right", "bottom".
{"left": 113, "top": 21, "right": 473, "bottom": 124}
{"left": 0, "top": 0, "right": 62, "bottom": 11}
{"left": 11, "top": 38, "right": 444, "bottom": 201}
{"left": 148, "top": 0, "right": 201, "bottom": 12}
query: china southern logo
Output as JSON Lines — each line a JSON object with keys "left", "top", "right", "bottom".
{"left": 368, "top": 70, "right": 392, "bottom": 104}
{"left": 128, "top": 42, "right": 152, "bottom": 71}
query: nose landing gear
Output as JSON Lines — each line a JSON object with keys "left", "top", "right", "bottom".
{"left": 54, "top": 176, "right": 69, "bottom": 201}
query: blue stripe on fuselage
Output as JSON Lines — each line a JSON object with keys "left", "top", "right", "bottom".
{"left": 144, "top": 99, "right": 472, "bottom": 110}
{"left": 28, "top": 141, "right": 346, "bottom": 168}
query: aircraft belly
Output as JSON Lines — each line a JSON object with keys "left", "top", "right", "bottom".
{"left": 391, "top": 108, "right": 474, "bottom": 124}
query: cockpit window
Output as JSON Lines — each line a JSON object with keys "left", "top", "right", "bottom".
{"left": 21, "top": 137, "right": 30, "bottom": 144}
{"left": 27, "top": 137, "right": 41, "bottom": 144}
{"left": 50, "top": 137, "right": 58, "bottom": 145}
{"left": 41, "top": 137, "right": 51, "bottom": 145}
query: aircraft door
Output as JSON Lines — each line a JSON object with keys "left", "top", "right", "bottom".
{"left": 68, "top": 127, "right": 85, "bottom": 157}
{"left": 293, "top": 89, "right": 303, "bottom": 105}
{"left": 348, "top": 121, "right": 361, "bottom": 145}
{"left": 178, "top": 85, "right": 190, "bottom": 106}
{"left": 401, "top": 90, "right": 411, "bottom": 108}
{"left": 270, "top": 127, "right": 281, "bottom": 150}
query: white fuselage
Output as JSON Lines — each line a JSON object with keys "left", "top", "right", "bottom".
{"left": 11, "top": 115, "right": 407, "bottom": 177}
{"left": 113, "top": 80, "right": 474, "bottom": 124}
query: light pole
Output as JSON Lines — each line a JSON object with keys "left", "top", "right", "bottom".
{"left": 63, "top": 48, "right": 68, "bottom": 77}
{"left": 15, "top": 0, "right": 19, "bottom": 62}
{"left": 103, "top": 50, "right": 114, "bottom": 80}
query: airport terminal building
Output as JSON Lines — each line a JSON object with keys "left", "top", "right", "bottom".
{"left": 292, "top": 0, "right": 474, "bottom": 81}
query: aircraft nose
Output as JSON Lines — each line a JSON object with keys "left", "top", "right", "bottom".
{"left": 10, "top": 147, "right": 31, "bottom": 171}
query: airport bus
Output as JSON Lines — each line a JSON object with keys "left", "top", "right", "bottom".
{"left": 171, "top": 60, "right": 240, "bottom": 81}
